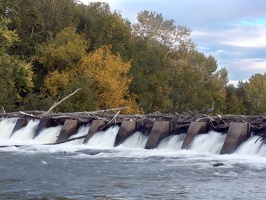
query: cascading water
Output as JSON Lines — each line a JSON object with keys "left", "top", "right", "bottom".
{"left": 34, "top": 125, "right": 62, "bottom": 144}
{"left": 68, "top": 125, "right": 90, "bottom": 145}
{"left": 119, "top": 131, "right": 148, "bottom": 148}
{"left": 86, "top": 126, "right": 119, "bottom": 148}
{"left": 0, "top": 117, "right": 266, "bottom": 157}
{"left": 0, "top": 118, "right": 17, "bottom": 139}
{"left": 190, "top": 131, "right": 226, "bottom": 154}
{"left": 157, "top": 134, "right": 185, "bottom": 150}
{"left": 10, "top": 119, "right": 40, "bottom": 141}
{"left": 234, "top": 135, "right": 263, "bottom": 155}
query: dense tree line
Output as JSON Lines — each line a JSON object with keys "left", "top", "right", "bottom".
{"left": 0, "top": 0, "right": 265, "bottom": 114}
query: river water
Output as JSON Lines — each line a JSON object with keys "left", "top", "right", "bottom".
{"left": 0, "top": 118, "right": 266, "bottom": 200}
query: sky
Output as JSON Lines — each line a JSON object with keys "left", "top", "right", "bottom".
{"left": 79, "top": 0, "right": 266, "bottom": 85}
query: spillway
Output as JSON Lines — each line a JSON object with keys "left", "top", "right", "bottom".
{"left": 0, "top": 117, "right": 265, "bottom": 157}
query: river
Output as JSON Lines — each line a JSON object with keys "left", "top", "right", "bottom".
{"left": 0, "top": 118, "right": 265, "bottom": 199}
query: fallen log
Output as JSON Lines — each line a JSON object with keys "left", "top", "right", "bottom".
{"left": 0, "top": 134, "right": 88, "bottom": 148}
{"left": 46, "top": 134, "right": 87, "bottom": 145}
{"left": 43, "top": 88, "right": 82, "bottom": 116}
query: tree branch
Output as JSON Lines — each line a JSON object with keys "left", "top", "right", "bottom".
{"left": 42, "top": 88, "right": 81, "bottom": 116}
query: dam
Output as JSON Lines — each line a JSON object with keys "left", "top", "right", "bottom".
{"left": 0, "top": 111, "right": 265, "bottom": 155}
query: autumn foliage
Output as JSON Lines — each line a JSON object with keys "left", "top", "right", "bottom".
{"left": 79, "top": 46, "right": 137, "bottom": 113}
{"left": 0, "top": 1, "right": 265, "bottom": 115}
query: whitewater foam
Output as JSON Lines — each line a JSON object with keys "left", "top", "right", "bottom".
{"left": 0, "top": 118, "right": 17, "bottom": 139}
{"left": 0, "top": 119, "right": 266, "bottom": 164}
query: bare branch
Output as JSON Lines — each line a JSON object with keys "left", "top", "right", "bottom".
{"left": 100, "top": 110, "right": 120, "bottom": 131}
{"left": 42, "top": 88, "right": 81, "bottom": 116}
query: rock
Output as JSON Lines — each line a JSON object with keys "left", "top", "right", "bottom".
{"left": 213, "top": 162, "right": 224, "bottom": 167}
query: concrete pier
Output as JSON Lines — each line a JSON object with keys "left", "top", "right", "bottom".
{"left": 181, "top": 122, "right": 207, "bottom": 149}
{"left": 114, "top": 121, "right": 136, "bottom": 147}
{"left": 220, "top": 122, "right": 250, "bottom": 154}
{"left": 56, "top": 120, "right": 78, "bottom": 142}
{"left": 83, "top": 120, "right": 106, "bottom": 144}
{"left": 145, "top": 121, "right": 170, "bottom": 149}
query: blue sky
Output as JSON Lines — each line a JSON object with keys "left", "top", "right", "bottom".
{"left": 80, "top": 0, "right": 266, "bottom": 85}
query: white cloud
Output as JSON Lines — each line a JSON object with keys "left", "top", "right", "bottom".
{"left": 228, "top": 58, "right": 266, "bottom": 71}
{"left": 228, "top": 80, "right": 242, "bottom": 87}
{"left": 222, "top": 26, "right": 266, "bottom": 48}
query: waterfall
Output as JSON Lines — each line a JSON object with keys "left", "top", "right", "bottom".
{"left": 157, "top": 134, "right": 185, "bottom": 150}
{"left": 0, "top": 117, "right": 266, "bottom": 157}
{"left": 86, "top": 126, "right": 119, "bottom": 148}
{"left": 235, "top": 135, "right": 263, "bottom": 155}
{"left": 34, "top": 125, "right": 62, "bottom": 144}
{"left": 10, "top": 119, "right": 40, "bottom": 141}
{"left": 120, "top": 131, "right": 148, "bottom": 148}
{"left": 0, "top": 118, "right": 17, "bottom": 139}
{"left": 68, "top": 125, "right": 90, "bottom": 145}
{"left": 189, "top": 131, "right": 226, "bottom": 154}
{"left": 258, "top": 143, "right": 266, "bottom": 156}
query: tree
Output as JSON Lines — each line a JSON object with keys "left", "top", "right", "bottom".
{"left": 226, "top": 93, "right": 245, "bottom": 114}
{"left": 129, "top": 10, "right": 194, "bottom": 113}
{"left": 32, "top": 27, "right": 88, "bottom": 90}
{"left": 0, "top": 17, "right": 19, "bottom": 55}
{"left": 128, "top": 38, "right": 172, "bottom": 113}
{"left": 34, "top": 27, "right": 88, "bottom": 72}
{"left": 169, "top": 50, "right": 228, "bottom": 114}
{"left": 41, "top": 69, "right": 98, "bottom": 112}
{"left": 245, "top": 73, "right": 266, "bottom": 114}
{"left": 0, "top": 17, "right": 34, "bottom": 111}
{"left": 40, "top": 45, "right": 138, "bottom": 113}
{"left": 225, "top": 84, "right": 245, "bottom": 114}
{"left": 2, "top": 0, "right": 78, "bottom": 58}
{"left": 76, "top": 2, "right": 132, "bottom": 59}
{"left": 79, "top": 45, "right": 137, "bottom": 113}
{"left": 132, "top": 10, "right": 194, "bottom": 58}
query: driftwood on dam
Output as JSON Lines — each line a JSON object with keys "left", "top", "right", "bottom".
{"left": 1, "top": 109, "right": 266, "bottom": 139}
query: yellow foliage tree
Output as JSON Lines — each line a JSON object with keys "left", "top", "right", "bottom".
{"left": 42, "top": 70, "right": 70, "bottom": 97}
{"left": 80, "top": 45, "right": 138, "bottom": 113}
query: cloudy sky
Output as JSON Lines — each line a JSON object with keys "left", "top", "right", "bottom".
{"left": 79, "top": 0, "right": 266, "bottom": 85}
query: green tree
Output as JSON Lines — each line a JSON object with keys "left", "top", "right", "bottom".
{"left": 226, "top": 93, "right": 245, "bottom": 114}
{"left": 35, "top": 27, "right": 88, "bottom": 72}
{"left": 2, "top": 0, "right": 78, "bottom": 58}
{"left": 129, "top": 10, "right": 195, "bottom": 113}
{"left": 235, "top": 80, "right": 251, "bottom": 114}
{"left": 33, "top": 27, "right": 88, "bottom": 90}
{"left": 129, "top": 38, "right": 172, "bottom": 113}
{"left": 245, "top": 73, "right": 266, "bottom": 114}
{"left": 40, "top": 69, "right": 98, "bottom": 112}
{"left": 0, "top": 17, "right": 34, "bottom": 111}
{"left": 76, "top": 2, "right": 132, "bottom": 59}
{"left": 169, "top": 50, "right": 228, "bottom": 114}
{"left": 225, "top": 84, "right": 245, "bottom": 114}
